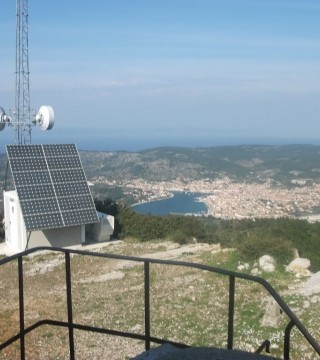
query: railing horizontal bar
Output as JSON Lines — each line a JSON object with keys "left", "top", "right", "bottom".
{"left": 0, "top": 319, "right": 190, "bottom": 351}
{"left": 73, "top": 323, "right": 148, "bottom": 341}
{"left": 0, "top": 333, "right": 21, "bottom": 351}
{"left": 0, "top": 320, "right": 65, "bottom": 351}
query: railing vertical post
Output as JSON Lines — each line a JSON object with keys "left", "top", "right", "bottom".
{"left": 227, "top": 275, "right": 235, "bottom": 350}
{"left": 144, "top": 261, "right": 151, "bottom": 351}
{"left": 284, "top": 320, "right": 295, "bottom": 360}
{"left": 65, "top": 252, "right": 75, "bottom": 360}
{"left": 18, "top": 256, "right": 25, "bottom": 360}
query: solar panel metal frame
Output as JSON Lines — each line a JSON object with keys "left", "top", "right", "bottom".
{"left": 7, "top": 144, "right": 99, "bottom": 231}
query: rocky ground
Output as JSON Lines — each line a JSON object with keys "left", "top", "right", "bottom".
{"left": 0, "top": 240, "right": 319, "bottom": 359}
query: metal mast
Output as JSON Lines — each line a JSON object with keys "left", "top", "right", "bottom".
{"left": 14, "top": 0, "right": 32, "bottom": 145}
{"left": 0, "top": 1, "right": 55, "bottom": 140}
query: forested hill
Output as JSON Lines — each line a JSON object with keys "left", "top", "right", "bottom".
{"left": 79, "top": 144, "right": 320, "bottom": 185}
{"left": 1, "top": 144, "right": 320, "bottom": 186}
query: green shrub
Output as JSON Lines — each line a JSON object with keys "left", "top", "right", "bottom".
{"left": 169, "top": 229, "right": 193, "bottom": 245}
{"left": 237, "top": 231, "right": 294, "bottom": 264}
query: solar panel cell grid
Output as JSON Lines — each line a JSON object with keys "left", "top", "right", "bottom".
{"left": 24, "top": 213, "right": 64, "bottom": 231}
{"left": 50, "top": 169, "right": 85, "bottom": 183}
{"left": 14, "top": 171, "right": 51, "bottom": 185}
{"left": 43, "top": 144, "right": 78, "bottom": 156}
{"left": 20, "top": 198, "right": 60, "bottom": 215}
{"left": 58, "top": 195, "right": 94, "bottom": 211}
{"left": 46, "top": 156, "right": 82, "bottom": 170}
{"left": 7, "top": 145, "right": 43, "bottom": 158}
{"left": 63, "top": 208, "right": 99, "bottom": 227}
{"left": 10, "top": 157, "right": 47, "bottom": 172}
{"left": 16, "top": 184, "right": 56, "bottom": 200}
{"left": 54, "top": 182, "right": 90, "bottom": 197}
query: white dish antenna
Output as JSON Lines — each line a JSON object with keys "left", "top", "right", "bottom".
{"left": 0, "top": 106, "right": 11, "bottom": 131}
{"left": 0, "top": 104, "right": 54, "bottom": 136}
{"left": 35, "top": 105, "right": 55, "bottom": 130}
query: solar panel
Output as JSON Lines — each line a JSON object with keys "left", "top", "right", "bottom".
{"left": 7, "top": 144, "right": 99, "bottom": 231}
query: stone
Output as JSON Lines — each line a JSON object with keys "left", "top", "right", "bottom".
{"left": 300, "top": 272, "right": 320, "bottom": 296}
{"left": 251, "top": 268, "right": 260, "bottom": 276}
{"left": 311, "top": 295, "right": 320, "bottom": 304}
{"left": 237, "top": 264, "right": 245, "bottom": 271}
{"left": 237, "top": 262, "right": 250, "bottom": 271}
{"left": 303, "top": 300, "right": 310, "bottom": 309}
{"left": 286, "top": 258, "right": 311, "bottom": 276}
{"left": 261, "top": 297, "right": 282, "bottom": 327}
{"left": 130, "top": 324, "right": 143, "bottom": 332}
{"left": 258, "top": 255, "right": 276, "bottom": 272}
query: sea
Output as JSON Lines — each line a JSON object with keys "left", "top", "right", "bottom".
{"left": 3, "top": 129, "right": 319, "bottom": 153}
{"left": 132, "top": 192, "right": 208, "bottom": 216}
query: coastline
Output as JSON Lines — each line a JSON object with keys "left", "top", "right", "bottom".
{"left": 131, "top": 192, "right": 174, "bottom": 208}
{"left": 132, "top": 191, "right": 208, "bottom": 216}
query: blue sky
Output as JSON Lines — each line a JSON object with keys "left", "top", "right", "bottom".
{"left": 1, "top": 0, "right": 320, "bottom": 150}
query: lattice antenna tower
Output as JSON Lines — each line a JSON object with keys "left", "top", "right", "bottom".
{"left": 0, "top": 0, "right": 55, "bottom": 141}
{"left": 15, "top": 0, "right": 31, "bottom": 145}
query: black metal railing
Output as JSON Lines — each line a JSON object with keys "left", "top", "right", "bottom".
{"left": 0, "top": 246, "right": 320, "bottom": 360}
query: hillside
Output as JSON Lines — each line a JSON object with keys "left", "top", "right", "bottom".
{"left": 79, "top": 144, "right": 320, "bottom": 185}
{"left": 0, "top": 240, "right": 319, "bottom": 359}
{"left": 2, "top": 144, "right": 320, "bottom": 211}
{"left": 1, "top": 145, "right": 320, "bottom": 186}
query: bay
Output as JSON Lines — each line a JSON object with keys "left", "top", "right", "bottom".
{"left": 132, "top": 192, "right": 208, "bottom": 216}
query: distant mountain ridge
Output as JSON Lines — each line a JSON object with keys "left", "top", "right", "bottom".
{"left": 79, "top": 144, "right": 320, "bottom": 185}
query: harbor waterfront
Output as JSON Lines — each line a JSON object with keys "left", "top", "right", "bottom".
{"left": 132, "top": 192, "right": 208, "bottom": 216}
{"left": 91, "top": 176, "right": 320, "bottom": 220}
